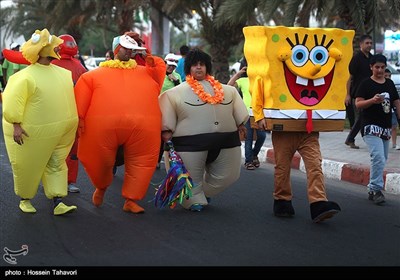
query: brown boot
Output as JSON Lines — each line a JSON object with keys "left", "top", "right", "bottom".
{"left": 92, "top": 188, "right": 106, "bottom": 207}
{"left": 123, "top": 199, "right": 145, "bottom": 214}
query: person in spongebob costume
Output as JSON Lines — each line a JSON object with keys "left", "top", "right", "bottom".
{"left": 244, "top": 26, "right": 355, "bottom": 222}
{"left": 2, "top": 28, "right": 78, "bottom": 215}
{"left": 74, "top": 35, "right": 165, "bottom": 214}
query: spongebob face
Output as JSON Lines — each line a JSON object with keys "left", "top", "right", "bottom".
{"left": 244, "top": 26, "right": 354, "bottom": 132}
{"left": 280, "top": 33, "right": 344, "bottom": 106}
{"left": 244, "top": 26, "right": 354, "bottom": 111}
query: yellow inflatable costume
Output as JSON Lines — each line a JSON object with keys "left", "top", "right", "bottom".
{"left": 2, "top": 29, "right": 78, "bottom": 215}
{"left": 244, "top": 26, "right": 354, "bottom": 132}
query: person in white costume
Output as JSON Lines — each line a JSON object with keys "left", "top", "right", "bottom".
{"left": 159, "top": 48, "right": 248, "bottom": 211}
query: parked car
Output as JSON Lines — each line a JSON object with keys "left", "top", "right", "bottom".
{"left": 387, "top": 63, "right": 400, "bottom": 96}
{"left": 85, "top": 57, "right": 106, "bottom": 70}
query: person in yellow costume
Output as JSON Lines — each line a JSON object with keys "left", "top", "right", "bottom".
{"left": 2, "top": 28, "right": 78, "bottom": 215}
{"left": 244, "top": 26, "right": 354, "bottom": 223}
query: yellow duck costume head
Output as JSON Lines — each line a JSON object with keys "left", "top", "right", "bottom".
{"left": 244, "top": 26, "right": 354, "bottom": 132}
{"left": 21, "top": 28, "right": 64, "bottom": 64}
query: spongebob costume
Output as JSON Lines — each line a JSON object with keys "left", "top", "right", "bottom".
{"left": 244, "top": 26, "right": 354, "bottom": 222}
{"left": 2, "top": 29, "right": 78, "bottom": 215}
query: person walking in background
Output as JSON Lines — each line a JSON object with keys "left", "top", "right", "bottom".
{"left": 345, "top": 35, "right": 373, "bottom": 149}
{"left": 228, "top": 57, "right": 266, "bottom": 170}
{"left": 2, "top": 29, "right": 78, "bottom": 215}
{"left": 52, "top": 34, "right": 88, "bottom": 193}
{"left": 158, "top": 53, "right": 182, "bottom": 168}
{"left": 384, "top": 68, "right": 400, "bottom": 150}
{"left": 105, "top": 50, "right": 114, "bottom": 61}
{"left": 355, "top": 54, "right": 400, "bottom": 204}
{"left": 2, "top": 43, "right": 26, "bottom": 86}
{"left": 74, "top": 34, "right": 165, "bottom": 214}
{"left": 176, "top": 45, "right": 190, "bottom": 81}
{"left": 162, "top": 53, "right": 182, "bottom": 93}
{"left": 159, "top": 48, "right": 248, "bottom": 211}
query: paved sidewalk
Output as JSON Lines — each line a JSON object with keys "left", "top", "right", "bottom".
{"left": 241, "top": 130, "right": 400, "bottom": 194}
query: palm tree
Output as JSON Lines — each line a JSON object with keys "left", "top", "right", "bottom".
{"left": 151, "top": 0, "right": 250, "bottom": 83}
{"left": 217, "top": 0, "right": 400, "bottom": 52}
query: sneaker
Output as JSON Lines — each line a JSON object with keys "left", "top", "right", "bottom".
{"left": 123, "top": 199, "right": 145, "bottom": 213}
{"left": 244, "top": 162, "right": 256, "bottom": 170}
{"left": 395, "top": 145, "right": 400, "bottom": 150}
{"left": 345, "top": 141, "right": 359, "bottom": 149}
{"left": 19, "top": 200, "right": 37, "bottom": 213}
{"left": 371, "top": 190, "right": 385, "bottom": 205}
{"left": 310, "top": 201, "right": 341, "bottom": 223}
{"left": 273, "top": 200, "right": 295, "bottom": 217}
{"left": 253, "top": 157, "right": 260, "bottom": 168}
{"left": 368, "top": 191, "right": 374, "bottom": 201}
{"left": 68, "top": 183, "right": 80, "bottom": 193}
{"left": 54, "top": 202, "right": 77, "bottom": 216}
{"left": 189, "top": 204, "right": 204, "bottom": 212}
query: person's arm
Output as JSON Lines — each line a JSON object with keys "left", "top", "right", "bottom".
{"left": 227, "top": 66, "right": 247, "bottom": 86}
{"left": 394, "top": 99, "right": 400, "bottom": 122}
{"left": 345, "top": 75, "right": 352, "bottom": 106}
{"left": 355, "top": 94, "right": 384, "bottom": 109}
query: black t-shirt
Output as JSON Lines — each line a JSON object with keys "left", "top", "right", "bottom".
{"left": 349, "top": 51, "right": 372, "bottom": 97}
{"left": 356, "top": 78, "right": 399, "bottom": 136}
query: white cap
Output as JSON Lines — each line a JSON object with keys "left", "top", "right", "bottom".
{"left": 164, "top": 53, "right": 179, "bottom": 67}
{"left": 112, "top": 35, "right": 146, "bottom": 52}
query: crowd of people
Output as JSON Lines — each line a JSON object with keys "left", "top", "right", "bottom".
{"left": 1, "top": 28, "right": 399, "bottom": 223}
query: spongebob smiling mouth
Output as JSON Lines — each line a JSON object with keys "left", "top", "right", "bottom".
{"left": 284, "top": 63, "right": 335, "bottom": 106}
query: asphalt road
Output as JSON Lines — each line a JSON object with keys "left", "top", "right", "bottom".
{"left": 0, "top": 123, "right": 399, "bottom": 274}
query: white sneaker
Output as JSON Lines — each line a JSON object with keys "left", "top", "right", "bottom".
{"left": 396, "top": 145, "right": 400, "bottom": 150}
{"left": 68, "top": 183, "right": 80, "bottom": 193}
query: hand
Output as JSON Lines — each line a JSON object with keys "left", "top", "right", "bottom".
{"left": 238, "top": 124, "right": 247, "bottom": 139}
{"left": 13, "top": 123, "right": 29, "bottom": 145}
{"left": 373, "top": 94, "right": 385, "bottom": 104}
{"left": 168, "top": 74, "right": 177, "bottom": 82}
{"left": 345, "top": 94, "right": 351, "bottom": 106}
{"left": 257, "top": 119, "right": 268, "bottom": 130}
{"left": 161, "top": 130, "right": 172, "bottom": 143}
{"left": 239, "top": 66, "right": 247, "bottom": 75}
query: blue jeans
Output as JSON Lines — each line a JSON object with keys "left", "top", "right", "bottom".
{"left": 244, "top": 119, "right": 267, "bottom": 163}
{"left": 363, "top": 134, "right": 389, "bottom": 192}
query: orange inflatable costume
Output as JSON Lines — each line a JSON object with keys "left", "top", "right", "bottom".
{"left": 74, "top": 35, "right": 165, "bottom": 212}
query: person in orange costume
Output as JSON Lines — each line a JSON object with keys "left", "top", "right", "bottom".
{"left": 74, "top": 35, "right": 166, "bottom": 213}
{"left": 52, "top": 34, "right": 87, "bottom": 193}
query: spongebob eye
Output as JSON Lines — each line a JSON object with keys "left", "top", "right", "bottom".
{"left": 309, "top": 46, "right": 328, "bottom": 66}
{"left": 291, "top": 45, "right": 309, "bottom": 67}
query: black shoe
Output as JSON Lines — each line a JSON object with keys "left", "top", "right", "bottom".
{"left": 368, "top": 191, "right": 374, "bottom": 201}
{"left": 371, "top": 190, "right": 385, "bottom": 205}
{"left": 310, "top": 201, "right": 341, "bottom": 223}
{"left": 345, "top": 141, "right": 359, "bottom": 149}
{"left": 273, "top": 199, "right": 295, "bottom": 217}
{"left": 112, "top": 165, "right": 117, "bottom": 176}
